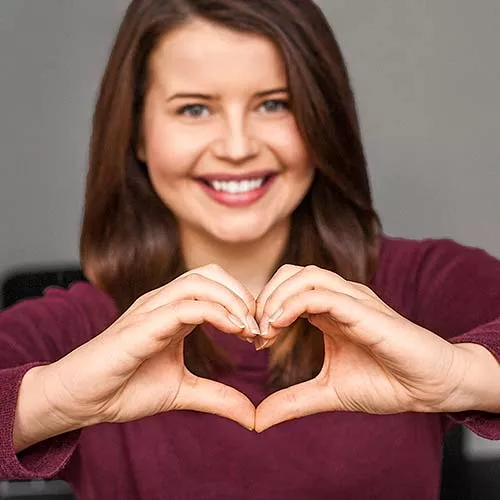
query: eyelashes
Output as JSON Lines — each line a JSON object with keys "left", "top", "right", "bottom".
{"left": 177, "top": 104, "right": 209, "bottom": 118}
{"left": 176, "top": 99, "right": 290, "bottom": 118}
{"left": 258, "top": 99, "right": 289, "bottom": 113}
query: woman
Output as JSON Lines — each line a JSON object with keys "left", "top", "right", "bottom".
{"left": 1, "top": 0, "right": 499, "bottom": 498}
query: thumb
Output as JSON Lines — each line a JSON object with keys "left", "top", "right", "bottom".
{"left": 255, "top": 379, "right": 336, "bottom": 432}
{"left": 175, "top": 371, "right": 256, "bottom": 431}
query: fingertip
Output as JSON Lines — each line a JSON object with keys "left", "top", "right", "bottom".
{"left": 253, "top": 419, "right": 270, "bottom": 433}
{"left": 227, "top": 314, "right": 247, "bottom": 329}
{"left": 254, "top": 414, "right": 279, "bottom": 433}
{"left": 246, "top": 315, "right": 261, "bottom": 336}
{"left": 242, "top": 418, "right": 255, "bottom": 432}
{"left": 268, "top": 308, "right": 284, "bottom": 324}
{"left": 238, "top": 418, "right": 255, "bottom": 431}
{"left": 254, "top": 338, "right": 272, "bottom": 351}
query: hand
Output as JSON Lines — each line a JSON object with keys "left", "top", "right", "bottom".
{"left": 40, "top": 264, "right": 260, "bottom": 431}
{"left": 254, "top": 265, "right": 468, "bottom": 432}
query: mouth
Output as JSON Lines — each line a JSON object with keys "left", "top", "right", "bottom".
{"left": 196, "top": 173, "right": 277, "bottom": 194}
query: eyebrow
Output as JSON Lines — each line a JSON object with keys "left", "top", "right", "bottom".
{"left": 166, "top": 87, "right": 289, "bottom": 102}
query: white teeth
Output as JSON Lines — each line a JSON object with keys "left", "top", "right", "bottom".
{"left": 210, "top": 177, "right": 265, "bottom": 193}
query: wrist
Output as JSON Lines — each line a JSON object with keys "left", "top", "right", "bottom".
{"left": 447, "top": 343, "right": 500, "bottom": 414}
{"left": 14, "top": 365, "right": 90, "bottom": 453}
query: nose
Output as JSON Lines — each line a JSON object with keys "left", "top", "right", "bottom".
{"left": 211, "top": 115, "right": 259, "bottom": 163}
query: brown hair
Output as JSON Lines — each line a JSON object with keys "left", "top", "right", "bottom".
{"left": 80, "top": 0, "right": 382, "bottom": 392}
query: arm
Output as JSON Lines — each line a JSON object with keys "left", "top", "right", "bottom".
{"left": 409, "top": 238, "right": 500, "bottom": 438}
{"left": 13, "top": 365, "right": 96, "bottom": 453}
{"left": 0, "top": 283, "right": 117, "bottom": 479}
{"left": 453, "top": 343, "right": 500, "bottom": 414}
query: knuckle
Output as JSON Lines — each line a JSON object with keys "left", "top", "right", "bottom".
{"left": 179, "top": 273, "right": 210, "bottom": 288}
{"left": 184, "top": 272, "right": 203, "bottom": 282}
{"left": 205, "top": 263, "right": 224, "bottom": 272}
{"left": 330, "top": 270, "right": 346, "bottom": 281}
{"left": 133, "top": 292, "right": 151, "bottom": 306}
{"left": 282, "top": 263, "right": 299, "bottom": 273}
{"left": 305, "top": 264, "right": 319, "bottom": 272}
{"left": 354, "top": 282, "right": 375, "bottom": 295}
{"left": 213, "top": 302, "right": 227, "bottom": 315}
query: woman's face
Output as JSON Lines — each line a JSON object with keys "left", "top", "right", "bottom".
{"left": 138, "top": 19, "right": 314, "bottom": 244}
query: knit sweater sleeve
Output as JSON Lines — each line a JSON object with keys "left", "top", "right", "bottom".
{"left": 408, "top": 238, "right": 500, "bottom": 439}
{"left": 0, "top": 283, "right": 117, "bottom": 480}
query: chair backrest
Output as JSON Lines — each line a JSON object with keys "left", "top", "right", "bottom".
{"left": 1, "top": 267, "right": 86, "bottom": 309}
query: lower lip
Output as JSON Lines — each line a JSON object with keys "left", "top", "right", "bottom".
{"left": 197, "top": 175, "right": 277, "bottom": 207}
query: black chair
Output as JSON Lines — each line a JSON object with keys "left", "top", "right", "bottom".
{"left": 1, "top": 267, "right": 86, "bottom": 309}
{"left": 440, "top": 425, "right": 470, "bottom": 499}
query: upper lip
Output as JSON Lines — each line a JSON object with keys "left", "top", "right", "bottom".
{"left": 196, "top": 170, "right": 278, "bottom": 182}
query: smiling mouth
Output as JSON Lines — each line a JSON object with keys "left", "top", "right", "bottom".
{"left": 198, "top": 173, "right": 276, "bottom": 194}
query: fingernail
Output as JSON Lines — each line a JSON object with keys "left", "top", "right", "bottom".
{"left": 228, "top": 314, "right": 246, "bottom": 329}
{"left": 260, "top": 316, "right": 269, "bottom": 337}
{"left": 268, "top": 308, "right": 284, "bottom": 323}
{"left": 246, "top": 338, "right": 254, "bottom": 344}
{"left": 254, "top": 338, "right": 270, "bottom": 351}
{"left": 247, "top": 315, "right": 261, "bottom": 336}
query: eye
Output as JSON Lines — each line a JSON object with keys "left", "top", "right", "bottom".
{"left": 259, "top": 99, "right": 290, "bottom": 113}
{"left": 177, "top": 104, "right": 210, "bottom": 118}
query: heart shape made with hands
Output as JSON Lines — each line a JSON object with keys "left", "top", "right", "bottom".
{"left": 192, "top": 263, "right": 466, "bottom": 434}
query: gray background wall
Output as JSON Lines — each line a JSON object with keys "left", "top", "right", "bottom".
{"left": 0, "top": 0, "right": 499, "bottom": 459}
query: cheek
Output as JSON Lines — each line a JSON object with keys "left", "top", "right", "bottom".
{"left": 144, "top": 121, "right": 205, "bottom": 180}
{"left": 263, "top": 121, "right": 311, "bottom": 175}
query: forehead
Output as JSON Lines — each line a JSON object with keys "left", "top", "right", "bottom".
{"left": 149, "top": 19, "right": 287, "bottom": 92}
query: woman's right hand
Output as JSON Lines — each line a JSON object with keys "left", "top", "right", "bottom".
{"left": 39, "top": 264, "right": 260, "bottom": 431}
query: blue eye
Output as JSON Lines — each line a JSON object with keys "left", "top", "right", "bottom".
{"left": 259, "top": 99, "right": 289, "bottom": 113}
{"left": 178, "top": 104, "right": 210, "bottom": 118}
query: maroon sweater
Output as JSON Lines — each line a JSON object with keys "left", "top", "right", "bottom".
{"left": 1, "top": 236, "right": 500, "bottom": 499}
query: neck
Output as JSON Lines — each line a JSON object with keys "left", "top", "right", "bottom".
{"left": 180, "top": 219, "right": 290, "bottom": 298}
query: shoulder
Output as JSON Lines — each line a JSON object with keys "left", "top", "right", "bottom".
{"left": 372, "top": 234, "right": 500, "bottom": 317}
{"left": 376, "top": 234, "right": 499, "bottom": 281}
{"left": 1, "top": 281, "right": 119, "bottom": 339}
{"left": 43, "top": 281, "right": 119, "bottom": 330}
{"left": 0, "top": 282, "right": 120, "bottom": 362}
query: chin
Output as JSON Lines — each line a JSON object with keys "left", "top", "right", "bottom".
{"left": 210, "top": 222, "right": 271, "bottom": 244}
{"left": 215, "top": 231, "right": 264, "bottom": 245}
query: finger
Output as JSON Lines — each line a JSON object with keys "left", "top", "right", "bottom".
{"left": 132, "top": 272, "right": 260, "bottom": 338}
{"left": 262, "top": 289, "right": 386, "bottom": 348}
{"left": 116, "top": 300, "right": 250, "bottom": 369}
{"left": 255, "top": 378, "right": 337, "bottom": 432}
{"left": 258, "top": 265, "right": 373, "bottom": 333}
{"left": 184, "top": 264, "right": 257, "bottom": 316}
{"left": 176, "top": 371, "right": 256, "bottom": 431}
{"left": 255, "top": 264, "right": 303, "bottom": 322}
{"left": 253, "top": 336, "right": 273, "bottom": 351}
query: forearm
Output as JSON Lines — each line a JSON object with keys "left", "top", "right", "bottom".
{"left": 451, "top": 343, "right": 500, "bottom": 414}
{"left": 13, "top": 366, "right": 88, "bottom": 453}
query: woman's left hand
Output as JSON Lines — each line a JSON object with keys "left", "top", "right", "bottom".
{"left": 254, "top": 264, "right": 470, "bottom": 432}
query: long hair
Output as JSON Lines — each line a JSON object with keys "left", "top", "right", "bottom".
{"left": 80, "top": 0, "right": 382, "bottom": 392}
